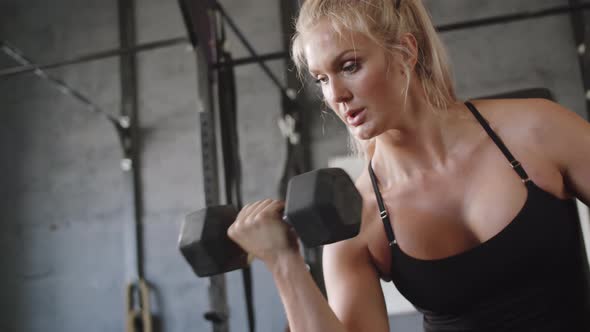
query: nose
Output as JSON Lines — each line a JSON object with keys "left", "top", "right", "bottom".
{"left": 325, "top": 78, "right": 352, "bottom": 107}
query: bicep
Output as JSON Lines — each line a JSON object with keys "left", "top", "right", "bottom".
{"left": 323, "top": 240, "right": 390, "bottom": 332}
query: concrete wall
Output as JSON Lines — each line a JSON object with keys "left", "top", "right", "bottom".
{"left": 0, "top": 0, "right": 586, "bottom": 332}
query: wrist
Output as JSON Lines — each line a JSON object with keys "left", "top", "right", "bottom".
{"left": 265, "top": 249, "right": 305, "bottom": 276}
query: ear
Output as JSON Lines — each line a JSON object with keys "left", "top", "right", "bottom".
{"left": 399, "top": 33, "right": 418, "bottom": 72}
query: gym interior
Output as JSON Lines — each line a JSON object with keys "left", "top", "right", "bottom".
{"left": 1, "top": 0, "right": 590, "bottom": 331}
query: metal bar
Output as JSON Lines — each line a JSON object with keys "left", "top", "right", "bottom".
{"left": 216, "top": 47, "right": 255, "bottom": 332}
{"left": 3, "top": 3, "right": 590, "bottom": 81}
{"left": 0, "top": 37, "right": 188, "bottom": 78}
{"left": 213, "top": 51, "right": 289, "bottom": 68}
{"left": 179, "top": 0, "right": 217, "bottom": 63}
{"left": 201, "top": 62, "right": 231, "bottom": 332}
{"left": 201, "top": 60, "right": 230, "bottom": 332}
{"left": 214, "top": 1, "right": 291, "bottom": 99}
{"left": 177, "top": 0, "right": 199, "bottom": 48}
{"left": 179, "top": 0, "right": 232, "bottom": 330}
{"left": 0, "top": 42, "right": 121, "bottom": 125}
{"left": 438, "top": 2, "right": 590, "bottom": 32}
{"left": 176, "top": 2, "right": 231, "bottom": 330}
{"left": 119, "top": 0, "right": 142, "bottom": 286}
{"left": 118, "top": 0, "right": 152, "bottom": 331}
{"left": 569, "top": 0, "right": 590, "bottom": 120}
{"left": 569, "top": 0, "right": 587, "bottom": 44}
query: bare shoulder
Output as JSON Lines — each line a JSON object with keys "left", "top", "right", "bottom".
{"left": 472, "top": 98, "right": 568, "bottom": 122}
{"left": 470, "top": 98, "right": 586, "bottom": 147}
{"left": 469, "top": 98, "right": 590, "bottom": 188}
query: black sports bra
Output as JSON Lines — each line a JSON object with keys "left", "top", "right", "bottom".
{"left": 368, "top": 101, "right": 590, "bottom": 331}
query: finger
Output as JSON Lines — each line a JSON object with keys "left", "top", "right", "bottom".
{"left": 260, "top": 200, "right": 285, "bottom": 218}
{"left": 269, "top": 200, "right": 285, "bottom": 210}
{"left": 237, "top": 200, "right": 266, "bottom": 220}
{"left": 249, "top": 199, "right": 276, "bottom": 219}
{"left": 230, "top": 203, "right": 257, "bottom": 235}
{"left": 235, "top": 203, "right": 252, "bottom": 221}
{"left": 230, "top": 217, "right": 241, "bottom": 235}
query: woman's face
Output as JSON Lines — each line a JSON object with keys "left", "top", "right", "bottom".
{"left": 304, "top": 20, "right": 407, "bottom": 140}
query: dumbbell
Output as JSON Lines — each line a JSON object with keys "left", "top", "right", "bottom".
{"left": 178, "top": 168, "right": 362, "bottom": 277}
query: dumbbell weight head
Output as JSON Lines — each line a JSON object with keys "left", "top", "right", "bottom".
{"left": 284, "top": 168, "right": 362, "bottom": 247}
{"left": 178, "top": 205, "right": 249, "bottom": 277}
{"left": 179, "top": 168, "right": 362, "bottom": 277}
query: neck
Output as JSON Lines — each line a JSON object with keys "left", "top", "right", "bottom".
{"left": 371, "top": 88, "right": 467, "bottom": 188}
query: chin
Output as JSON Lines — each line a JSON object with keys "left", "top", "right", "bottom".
{"left": 351, "top": 126, "right": 377, "bottom": 141}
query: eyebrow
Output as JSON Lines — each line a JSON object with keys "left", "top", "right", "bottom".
{"left": 308, "top": 48, "right": 358, "bottom": 76}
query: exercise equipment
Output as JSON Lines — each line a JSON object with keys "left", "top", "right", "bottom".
{"left": 125, "top": 280, "right": 153, "bottom": 332}
{"left": 178, "top": 168, "right": 362, "bottom": 277}
{"left": 4, "top": 3, "right": 590, "bottom": 79}
{"left": 118, "top": 1, "right": 154, "bottom": 331}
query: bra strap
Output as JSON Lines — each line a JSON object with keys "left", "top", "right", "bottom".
{"left": 465, "top": 101, "right": 530, "bottom": 182}
{"left": 368, "top": 162, "right": 397, "bottom": 246}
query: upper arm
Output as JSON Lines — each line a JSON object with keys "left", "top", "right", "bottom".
{"left": 531, "top": 99, "right": 590, "bottom": 205}
{"left": 322, "top": 237, "right": 390, "bottom": 332}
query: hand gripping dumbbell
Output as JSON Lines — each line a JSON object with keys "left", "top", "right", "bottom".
{"left": 178, "top": 168, "right": 362, "bottom": 277}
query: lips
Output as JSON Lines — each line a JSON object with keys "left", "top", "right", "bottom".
{"left": 345, "top": 108, "right": 366, "bottom": 127}
{"left": 345, "top": 108, "right": 363, "bottom": 118}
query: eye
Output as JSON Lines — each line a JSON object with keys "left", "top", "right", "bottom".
{"left": 342, "top": 60, "right": 359, "bottom": 74}
{"left": 314, "top": 76, "right": 328, "bottom": 86}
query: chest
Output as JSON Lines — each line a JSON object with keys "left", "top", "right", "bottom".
{"left": 365, "top": 147, "right": 565, "bottom": 279}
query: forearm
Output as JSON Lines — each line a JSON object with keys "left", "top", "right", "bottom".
{"left": 267, "top": 251, "right": 347, "bottom": 332}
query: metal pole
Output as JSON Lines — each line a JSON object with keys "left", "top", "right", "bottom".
{"left": 0, "top": 42, "right": 121, "bottom": 126}
{"left": 437, "top": 2, "right": 590, "bottom": 32}
{"left": 179, "top": 1, "right": 231, "bottom": 330}
{"left": 279, "top": 0, "right": 324, "bottom": 296}
{"left": 569, "top": 0, "right": 590, "bottom": 120}
{"left": 0, "top": 37, "right": 188, "bottom": 78}
{"left": 214, "top": 1, "right": 293, "bottom": 101}
{"left": 118, "top": 0, "right": 152, "bottom": 331}
{"left": 198, "top": 47, "right": 230, "bottom": 332}
{"left": 212, "top": 51, "right": 289, "bottom": 68}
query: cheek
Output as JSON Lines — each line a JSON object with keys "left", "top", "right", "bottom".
{"left": 357, "top": 69, "right": 397, "bottom": 106}
{"left": 320, "top": 94, "right": 343, "bottom": 120}
{"left": 322, "top": 93, "right": 339, "bottom": 115}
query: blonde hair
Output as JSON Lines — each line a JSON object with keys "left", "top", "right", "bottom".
{"left": 291, "top": 0, "right": 457, "bottom": 159}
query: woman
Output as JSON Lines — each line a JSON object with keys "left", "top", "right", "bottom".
{"left": 227, "top": 0, "right": 590, "bottom": 331}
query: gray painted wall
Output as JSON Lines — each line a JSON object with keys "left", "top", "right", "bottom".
{"left": 0, "top": 1, "right": 585, "bottom": 332}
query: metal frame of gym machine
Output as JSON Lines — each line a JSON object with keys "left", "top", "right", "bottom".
{"left": 177, "top": 2, "right": 231, "bottom": 332}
